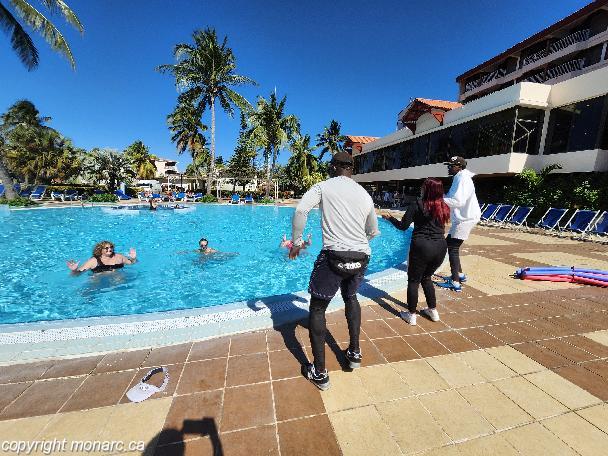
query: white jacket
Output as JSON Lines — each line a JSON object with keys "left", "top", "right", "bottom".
{"left": 444, "top": 169, "right": 481, "bottom": 240}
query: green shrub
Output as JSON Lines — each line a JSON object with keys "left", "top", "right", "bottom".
{"left": 88, "top": 193, "right": 118, "bottom": 203}
{"left": 199, "top": 194, "right": 218, "bottom": 203}
{"left": 257, "top": 197, "right": 275, "bottom": 204}
{"left": 0, "top": 196, "right": 38, "bottom": 207}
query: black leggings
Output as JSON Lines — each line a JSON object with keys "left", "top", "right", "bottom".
{"left": 446, "top": 235, "right": 464, "bottom": 281}
{"left": 309, "top": 293, "right": 361, "bottom": 372}
{"left": 407, "top": 238, "right": 447, "bottom": 312}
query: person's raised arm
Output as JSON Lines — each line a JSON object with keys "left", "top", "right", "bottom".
{"left": 66, "top": 256, "right": 97, "bottom": 274}
{"left": 118, "top": 248, "right": 137, "bottom": 265}
{"left": 290, "top": 184, "right": 321, "bottom": 259}
{"left": 383, "top": 201, "right": 416, "bottom": 230}
{"left": 365, "top": 204, "right": 380, "bottom": 239}
{"left": 444, "top": 174, "right": 471, "bottom": 209}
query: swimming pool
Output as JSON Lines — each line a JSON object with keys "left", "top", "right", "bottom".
{"left": 0, "top": 205, "right": 410, "bottom": 324}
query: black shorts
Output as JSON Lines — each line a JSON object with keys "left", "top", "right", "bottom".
{"left": 308, "top": 250, "right": 368, "bottom": 300}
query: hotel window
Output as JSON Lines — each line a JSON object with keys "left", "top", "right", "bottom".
{"left": 546, "top": 95, "right": 606, "bottom": 154}
{"left": 429, "top": 129, "right": 451, "bottom": 164}
{"left": 385, "top": 144, "right": 403, "bottom": 170}
{"left": 512, "top": 107, "right": 544, "bottom": 154}
{"left": 411, "top": 135, "right": 430, "bottom": 166}
{"left": 372, "top": 149, "right": 385, "bottom": 172}
{"left": 449, "top": 121, "right": 478, "bottom": 159}
{"left": 476, "top": 109, "right": 516, "bottom": 157}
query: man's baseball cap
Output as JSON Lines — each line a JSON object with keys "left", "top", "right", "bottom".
{"left": 331, "top": 152, "right": 354, "bottom": 167}
{"left": 444, "top": 156, "right": 467, "bottom": 167}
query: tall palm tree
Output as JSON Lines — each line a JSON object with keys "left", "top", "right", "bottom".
{"left": 316, "top": 119, "right": 347, "bottom": 160}
{"left": 0, "top": 0, "right": 83, "bottom": 70}
{"left": 247, "top": 92, "right": 299, "bottom": 197}
{"left": 157, "top": 28, "right": 256, "bottom": 195}
{"left": 0, "top": 100, "right": 50, "bottom": 198}
{"left": 287, "top": 134, "right": 319, "bottom": 192}
{"left": 124, "top": 140, "right": 157, "bottom": 180}
{"left": 84, "top": 148, "right": 135, "bottom": 192}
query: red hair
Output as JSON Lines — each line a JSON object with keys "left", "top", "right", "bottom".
{"left": 422, "top": 178, "right": 450, "bottom": 226}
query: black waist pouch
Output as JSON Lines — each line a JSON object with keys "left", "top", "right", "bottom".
{"left": 326, "top": 250, "right": 370, "bottom": 277}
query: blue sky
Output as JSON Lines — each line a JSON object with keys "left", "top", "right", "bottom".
{"left": 1, "top": 0, "right": 591, "bottom": 169}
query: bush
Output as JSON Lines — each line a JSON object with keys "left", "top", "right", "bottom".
{"left": 88, "top": 193, "right": 118, "bottom": 203}
{"left": 0, "top": 196, "right": 38, "bottom": 207}
{"left": 257, "top": 197, "right": 275, "bottom": 204}
{"left": 199, "top": 194, "right": 218, "bottom": 203}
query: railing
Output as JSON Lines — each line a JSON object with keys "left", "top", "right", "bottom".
{"left": 521, "top": 28, "right": 591, "bottom": 67}
{"left": 523, "top": 57, "right": 586, "bottom": 83}
{"left": 464, "top": 67, "right": 508, "bottom": 93}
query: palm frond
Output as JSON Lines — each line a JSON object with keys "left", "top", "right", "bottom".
{"left": 9, "top": 0, "right": 76, "bottom": 68}
{"left": 40, "top": 0, "right": 83, "bottom": 33}
{"left": 0, "top": 2, "right": 38, "bottom": 69}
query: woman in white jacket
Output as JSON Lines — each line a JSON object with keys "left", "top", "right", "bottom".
{"left": 441, "top": 156, "right": 481, "bottom": 291}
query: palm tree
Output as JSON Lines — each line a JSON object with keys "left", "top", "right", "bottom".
{"left": 316, "top": 119, "right": 347, "bottom": 160}
{"left": 157, "top": 28, "right": 256, "bottom": 195}
{"left": 0, "top": 100, "right": 50, "bottom": 198}
{"left": 0, "top": 0, "right": 83, "bottom": 70}
{"left": 247, "top": 92, "right": 299, "bottom": 197}
{"left": 287, "top": 134, "right": 319, "bottom": 192}
{"left": 124, "top": 140, "right": 157, "bottom": 180}
{"left": 84, "top": 148, "right": 135, "bottom": 192}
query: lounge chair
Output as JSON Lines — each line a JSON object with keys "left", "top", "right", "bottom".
{"left": 536, "top": 207, "right": 568, "bottom": 231}
{"left": 584, "top": 211, "right": 608, "bottom": 241}
{"left": 29, "top": 185, "right": 47, "bottom": 200}
{"left": 230, "top": 194, "right": 241, "bottom": 204}
{"left": 480, "top": 203, "right": 500, "bottom": 224}
{"left": 0, "top": 184, "right": 4, "bottom": 197}
{"left": 175, "top": 192, "right": 186, "bottom": 201}
{"left": 50, "top": 190, "right": 64, "bottom": 201}
{"left": 244, "top": 195, "right": 254, "bottom": 204}
{"left": 18, "top": 185, "right": 31, "bottom": 198}
{"left": 558, "top": 209, "right": 599, "bottom": 236}
{"left": 114, "top": 190, "right": 131, "bottom": 200}
{"left": 488, "top": 204, "right": 514, "bottom": 226}
{"left": 62, "top": 189, "right": 81, "bottom": 201}
{"left": 503, "top": 206, "right": 533, "bottom": 229}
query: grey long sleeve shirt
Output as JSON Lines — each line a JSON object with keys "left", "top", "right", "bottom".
{"left": 292, "top": 176, "right": 380, "bottom": 254}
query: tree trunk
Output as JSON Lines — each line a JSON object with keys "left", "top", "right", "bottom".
{"left": 207, "top": 99, "right": 216, "bottom": 196}
{"left": 265, "top": 146, "right": 272, "bottom": 198}
{"left": 0, "top": 156, "right": 15, "bottom": 199}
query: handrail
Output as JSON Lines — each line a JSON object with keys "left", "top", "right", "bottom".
{"left": 522, "top": 28, "right": 590, "bottom": 67}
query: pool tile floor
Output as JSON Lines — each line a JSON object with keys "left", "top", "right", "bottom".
{"left": 0, "top": 227, "right": 608, "bottom": 454}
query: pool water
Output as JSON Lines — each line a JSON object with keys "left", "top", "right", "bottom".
{"left": 0, "top": 205, "right": 410, "bottom": 324}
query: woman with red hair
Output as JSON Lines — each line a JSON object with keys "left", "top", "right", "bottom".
{"left": 382, "top": 178, "right": 449, "bottom": 325}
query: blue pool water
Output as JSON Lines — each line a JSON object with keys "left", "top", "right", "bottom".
{"left": 0, "top": 205, "right": 410, "bottom": 324}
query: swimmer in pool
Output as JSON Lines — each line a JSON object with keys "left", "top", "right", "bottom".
{"left": 280, "top": 233, "right": 312, "bottom": 249}
{"left": 198, "top": 238, "right": 218, "bottom": 255}
{"left": 67, "top": 241, "right": 137, "bottom": 274}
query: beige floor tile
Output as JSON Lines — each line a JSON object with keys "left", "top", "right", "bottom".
{"left": 525, "top": 370, "right": 602, "bottom": 410}
{"left": 98, "top": 397, "right": 172, "bottom": 443}
{"left": 454, "top": 434, "right": 519, "bottom": 455}
{"left": 501, "top": 422, "right": 576, "bottom": 455}
{"left": 320, "top": 371, "right": 372, "bottom": 413}
{"left": 459, "top": 383, "right": 532, "bottom": 430}
{"left": 329, "top": 405, "right": 401, "bottom": 456}
{"left": 376, "top": 397, "right": 451, "bottom": 454}
{"left": 354, "top": 364, "right": 412, "bottom": 403}
{"left": 392, "top": 359, "right": 449, "bottom": 394}
{"left": 493, "top": 377, "right": 568, "bottom": 419}
{"left": 514, "top": 251, "right": 608, "bottom": 270}
{"left": 458, "top": 349, "right": 516, "bottom": 381}
{"left": 576, "top": 403, "right": 608, "bottom": 432}
{"left": 37, "top": 407, "right": 114, "bottom": 440}
{"left": 419, "top": 390, "right": 493, "bottom": 441}
{"left": 0, "top": 414, "right": 53, "bottom": 440}
{"left": 420, "top": 446, "right": 460, "bottom": 456}
{"left": 486, "top": 346, "right": 544, "bottom": 374}
{"left": 543, "top": 412, "right": 608, "bottom": 456}
{"left": 427, "top": 354, "right": 485, "bottom": 388}
{"left": 584, "top": 330, "right": 608, "bottom": 346}
{"left": 465, "top": 234, "right": 516, "bottom": 246}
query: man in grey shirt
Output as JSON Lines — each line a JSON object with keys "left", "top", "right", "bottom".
{"left": 289, "top": 152, "right": 379, "bottom": 390}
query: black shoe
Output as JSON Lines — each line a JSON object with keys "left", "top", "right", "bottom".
{"left": 303, "top": 363, "right": 330, "bottom": 391}
{"left": 345, "top": 348, "right": 362, "bottom": 369}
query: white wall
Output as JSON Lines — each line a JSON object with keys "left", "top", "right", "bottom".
{"left": 548, "top": 64, "right": 608, "bottom": 107}
{"left": 415, "top": 112, "right": 441, "bottom": 133}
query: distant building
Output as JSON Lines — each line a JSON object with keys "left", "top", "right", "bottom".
{"left": 153, "top": 158, "right": 179, "bottom": 177}
{"left": 344, "top": 136, "right": 380, "bottom": 156}
{"left": 353, "top": 0, "right": 608, "bottom": 193}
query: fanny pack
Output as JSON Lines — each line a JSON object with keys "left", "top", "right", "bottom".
{"left": 326, "top": 250, "right": 370, "bottom": 277}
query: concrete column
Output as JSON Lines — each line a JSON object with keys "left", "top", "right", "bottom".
{"left": 537, "top": 108, "right": 552, "bottom": 156}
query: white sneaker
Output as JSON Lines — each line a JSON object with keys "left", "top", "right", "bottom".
{"left": 400, "top": 311, "right": 417, "bottom": 326}
{"left": 420, "top": 308, "right": 440, "bottom": 322}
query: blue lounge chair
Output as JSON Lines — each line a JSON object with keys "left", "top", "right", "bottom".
{"left": 175, "top": 192, "right": 186, "bottom": 201}
{"left": 114, "top": 190, "right": 131, "bottom": 200}
{"left": 585, "top": 211, "right": 608, "bottom": 241}
{"left": 503, "top": 206, "right": 533, "bottom": 229}
{"left": 536, "top": 207, "right": 568, "bottom": 231}
{"left": 488, "top": 204, "right": 514, "bottom": 226}
{"left": 230, "top": 194, "right": 241, "bottom": 204}
{"left": 50, "top": 190, "right": 64, "bottom": 201}
{"left": 18, "top": 185, "right": 31, "bottom": 198}
{"left": 62, "top": 189, "right": 81, "bottom": 201}
{"left": 480, "top": 203, "right": 500, "bottom": 224}
{"left": 29, "top": 185, "right": 47, "bottom": 200}
{"left": 559, "top": 209, "right": 599, "bottom": 236}
{"left": 0, "top": 184, "right": 4, "bottom": 197}
{"left": 244, "top": 195, "right": 254, "bottom": 204}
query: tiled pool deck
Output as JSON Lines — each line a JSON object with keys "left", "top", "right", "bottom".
{"left": 0, "top": 227, "right": 607, "bottom": 455}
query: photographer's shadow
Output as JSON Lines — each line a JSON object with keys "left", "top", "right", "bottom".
{"left": 143, "top": 417, "right": 222, "bottom": 455}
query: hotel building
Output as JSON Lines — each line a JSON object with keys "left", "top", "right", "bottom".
{"left": 352, "top": 0, "right": 608, "bottom": 195}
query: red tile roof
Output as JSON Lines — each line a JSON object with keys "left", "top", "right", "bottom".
{"left": 415, "top": 98, "right": 462, "bottom": 110}
{"left": 345, "top": 136, "right": 379, "bottom": 144}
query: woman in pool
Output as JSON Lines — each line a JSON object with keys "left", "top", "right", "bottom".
{"left": 280, "top": 233, "right": 312, "bottom": 249}
{"left": 66, "top": 241, "right": 137, "bottom": 274}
